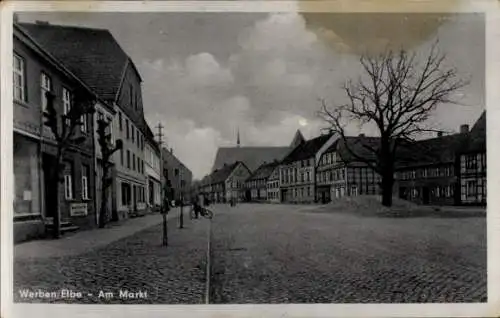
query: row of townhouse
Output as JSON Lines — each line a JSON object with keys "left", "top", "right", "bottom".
{"left": 12, "top": 21, "right": 172, "bottom": 243}
{"left": 196, "top": 111, "right": 486, "bottom": 207}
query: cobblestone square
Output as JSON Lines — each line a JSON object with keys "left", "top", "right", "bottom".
{"left": 210, "top": 204, "right": 486, "bottom": 303}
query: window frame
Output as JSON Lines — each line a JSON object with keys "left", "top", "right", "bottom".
{"left": 13, "top": 53, "right": 27, "bottom": 102}
{"left": 40, "top": 72, "right": 52, "bottom": 112}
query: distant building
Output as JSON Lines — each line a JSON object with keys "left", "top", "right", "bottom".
{"left": 13, "top": 23, "right": 99, "bottom": 242}
{"left": 458, "top": 111, "right": 486, "bottom": 206}
{"left": 202, "top": 162, "right": 251, "bottom": 203}
{"left": 316, "top": 136, "right": 381, "bottom": 203}
{"left": 210, "top": 130, "right": 298, "bottom": 174}
{"left": 21, "top": 21, "right": 149, "bottom": 218}
{"left": 144, "top": 122, "right": 162, "bottom": 210}
{"left": 245, "top": 161, "right": 281, "bottom": 202}
{"left": 279, "top": 133, "right": 338, "bottom": 203}
{"left": 394, "top": 112, "right": 485, "bottom": 206}
{"left": 267, "top": 164, "right": 281, "bottom": 203}
{"left": 162, "top": 147, "right": 193, "bottom": 203}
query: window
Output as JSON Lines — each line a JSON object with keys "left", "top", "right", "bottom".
{"left": 119, "top": 111, "right": 123, "bottom": 131}
{"left": 137, "top": 157, "right": 140, "bottom": 173}
{"left": 41, "top": 72, "right": 52, "bottom": 112}
{"left": 120, "top": 148, "right": 124, "bottom": 165}
{"left": 107, "top": 116, "right": 113, "bottom": 143}
{"left": 127, "top": 150, "right": 131, "bottom": 169}
{"left": 351, "top": 185, "right": 358, "bottom": 196}
{"left": 64, "top": 175, "right": 73, "bottom": 200}
{"left": 132, "top": 153, "right": 136, "bottom": 171}
{"left": 62, "top": 87, "right": 72, "bottom": 126}
{"left": 126, "top": 119, "right": 130, "bottom": 139}
{"left": 13, "top": 54, "right": 26, "bottom": 102}
{"left": 132, "top": 126, "right": 135, "bottom": 143}
{"left": 82, "top": 165, "right": 89, "bottom": 200}
{"left": 136, "top": 130, "right": 140, "bottom": 147}
{"left": 465, "top": 155, "right": 477, "bottom": 170}
{"left": 466, "top": 181, "right": 477, "bottom": 197}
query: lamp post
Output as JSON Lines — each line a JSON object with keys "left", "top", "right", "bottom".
{"left": 179, "top": 169, "right": 184, "bottom": 229}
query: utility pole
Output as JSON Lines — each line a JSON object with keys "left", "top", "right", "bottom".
{"left": 179, "top": 168, "right": 184, "bottom": 229}
{"left": 156, "top": 123, "right": 168, "bottom": 246}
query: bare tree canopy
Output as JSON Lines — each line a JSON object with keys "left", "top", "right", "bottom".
{"left": 319, "top": 41, "right": 469, "bottom": 207}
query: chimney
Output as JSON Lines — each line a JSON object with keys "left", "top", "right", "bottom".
{"left": 460, "top": 124, "right": 469, "bottom": 134}
{"left": 437, "top": 131, "right": 443, "bottom": 137}
{"left": 35, "top": 20, "right": 50, "bottom": 25}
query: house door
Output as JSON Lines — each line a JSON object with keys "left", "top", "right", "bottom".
{"left": 422, "top": 187, "right": 430, "bottom": 204}
{"left": 399, "top": 187, "right": 407, "bottom": 200}
{"left": 149, "top": 180, "right": 155, "bottom": 206}
{"left": 42, "top": 153, "right": 56, "bottom": 218}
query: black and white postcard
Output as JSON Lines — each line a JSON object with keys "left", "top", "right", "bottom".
{"left": 1, "top": 1, "right": 499, "bottom": 317}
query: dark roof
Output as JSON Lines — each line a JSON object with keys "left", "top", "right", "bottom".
{"left": 14, "top": 23, "right": 101, "bottom": 103}
{"left": 282, "top": 133, "right": 333, "bottom": 164}
{"left": 396, "top": 133, "right": 469, "bottom": 168}
{"left": 335, "top": 136, "right": 381, "bottom": 163}
{"left": 246, "top": 161, "right": 280, "bottom": 181}
{"left": 212, "top": 146, "right": 289, "bottom": 173}
{"left": 209, "top": 161, "right": 247, "bottom": 184}
{"left": 18, "top": 22, "right": 139, "bottom": 101}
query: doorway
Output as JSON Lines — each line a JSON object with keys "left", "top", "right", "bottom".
{"left": 422, "top": 187, "right": 430, "bottom": 204}
{"left": 42, "top": 153, "right": 56, "bottom": 218}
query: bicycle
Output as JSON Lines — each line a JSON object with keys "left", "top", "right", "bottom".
{"left": 190, "top": 205, "right": 214, "bottom": 219}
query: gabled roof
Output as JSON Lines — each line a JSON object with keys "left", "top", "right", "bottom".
{"left": 335, "top": 136, "right": 381, "bottom": 163}
{"left": 211, "top": 146, "right": 289, "bottom": 173}
{"left": 14, "top": 23, "right": 100, "bottom": 104}
{"left": 465, "top": 110, "right": 486, "bottom": 153}
{"left": 282, "top": 133, "right": 333, "bottom": 164}
{"left": 246, "top": 161, "right": 280, "bottom": 181}
{"left": 395, "top": 133, "right": 469, "bottom": 168}
{"left": 18, "top": 22, "right": 141, "bottom": 102}
{"left": 209, "top": 161, "right": 246, "bottom": 184}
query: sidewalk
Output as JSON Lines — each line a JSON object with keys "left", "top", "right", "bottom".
{"left": 14, "top": 209, "right": 184, "bottom": 260}
{"left": 14, "top": 209, "right": 211, "bottom": 304}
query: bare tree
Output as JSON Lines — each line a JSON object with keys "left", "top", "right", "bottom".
{"left": 43, "top": 91, "right": 95, "bottom": 238}
{"left": 96, "top": 118, "right": 123, "bottom": 228}
{"left": 319, "top": 42, "right": 469, "bottom": 207}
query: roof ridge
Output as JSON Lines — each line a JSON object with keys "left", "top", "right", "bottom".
{"left": 19, "top": 21, "right": 111, "bottom": 33}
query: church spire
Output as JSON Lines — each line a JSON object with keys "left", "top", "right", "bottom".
{"left": 237, "top": 128, "right": 240, "bottom": 148}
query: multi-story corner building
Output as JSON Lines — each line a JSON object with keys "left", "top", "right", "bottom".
{"left": 244, "top": 161, "right": 280, "bottom": 202}
{"left": 279, "top": 133, "right": 337, "bottom": 203}
{"left": 316, "top": 136, "right": 381, "bottom": 203}
{"left": 458, "top": 111, "right": 486, "bottom": 206}
{"left": 162, "top": 147, "right": 193, "bottom": 203}
{"left": 21, "top": 21, "right": 149, "bottom": 218}
{"left": 13, "top": 23, "right": 99, "bottom": 242}
{"left": 144, "top": 123, "right": 162, "bottom": 210}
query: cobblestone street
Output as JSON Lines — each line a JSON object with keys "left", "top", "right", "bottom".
{"left": 14, "top": 211, "right": 210, "bottom": 304}
{"left": 13, "top": 203, "right": 487, "bottom": 305}
{"left": 210, "top": 204, "right": 487, "bottom": 303}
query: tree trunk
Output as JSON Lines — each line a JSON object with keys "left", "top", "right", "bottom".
{"left": 53, "top": 149, "right": 63, "bottom": 239}
{"left": 99, "top": 165, "right": 108, "bottom": 228}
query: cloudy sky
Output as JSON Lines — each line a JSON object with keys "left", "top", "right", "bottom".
{"left": 19, "top": 7, "right": 485, "bottom": 179}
